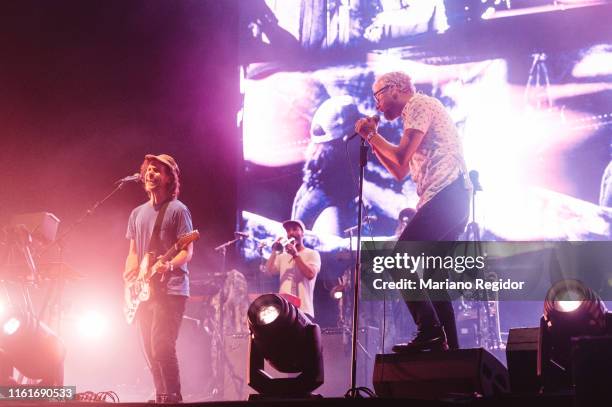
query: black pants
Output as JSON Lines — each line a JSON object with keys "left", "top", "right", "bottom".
{"left": 138, "top": 294, "right": 187, "bottom": 398}
{"left": 396, "top": 176, "right": 470, "bottom": 350}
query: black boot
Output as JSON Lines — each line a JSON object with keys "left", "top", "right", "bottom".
{"left": 392, "top": 325, "right": 449, "bottom": 353}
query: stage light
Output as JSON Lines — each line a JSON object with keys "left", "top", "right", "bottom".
{"left": 556, "top": 300, "right": 581, "bottom": 313}
{"left": 551, "top": 284, "right": 584, "bottom": 313}
{"left": 77, "top": 310, "right": 109, "bottom": 339}
{"left": 247, "top": 294, "right": 323, "bottom": 398}
{"left": 0, "top": 311, "right": 65, "bottom": 385}
{"left": 258, "top": 305, "right": 280, "bottom": 325}
{"left": 538, "top": 279, "right": 610, "bottom": 391}
{"left": 330, "top": 280, "right": 346, "bottom": 301}
{"left": 2, "top": 318, "right": 20, "bottom": 336}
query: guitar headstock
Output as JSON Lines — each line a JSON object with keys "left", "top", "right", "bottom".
{"left": 176, "top": 230, "right": 200, "bottom": 250}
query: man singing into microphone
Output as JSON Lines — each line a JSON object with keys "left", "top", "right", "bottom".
{"left": 264, "top": 219, "right": 321, "bottom": 319}
{"left": 123, "top": 154, "right": 194, "bottom": 402}
{"left": 355, "top": 72, "right": 471, "bottom": 352}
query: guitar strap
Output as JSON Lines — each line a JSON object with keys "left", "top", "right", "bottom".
{"left": 147, "top": 201, "right": 170, "bottom": 293}
{"left": 148, "top": 201, "right": 170, "bottom": 253}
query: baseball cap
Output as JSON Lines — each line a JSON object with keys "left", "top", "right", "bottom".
{"left": 282, "top": 219, "right": 306, "bottom": 232}
{"left": 310, "top": 95, "right": 360, "bottom": 143}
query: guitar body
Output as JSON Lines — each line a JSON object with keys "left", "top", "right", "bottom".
{"left": 123, "top": 230, "right": 200, "bottom": 324}
{"left": 124, "top": 252, "right": 155, "bottom": 324}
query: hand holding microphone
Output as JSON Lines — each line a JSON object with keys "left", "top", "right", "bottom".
{"left": 272, "top": 236, "right": 296, "bottom": 253}
{"left": 284, "top": 241, "right": 298, "bottom": 257}
{"left": 346, "top": 115, "right": 380, "bottom": 142}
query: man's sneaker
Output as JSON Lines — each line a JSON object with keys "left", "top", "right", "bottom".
{"left": 392, "top": 325, "right": 449, "bottom": 353}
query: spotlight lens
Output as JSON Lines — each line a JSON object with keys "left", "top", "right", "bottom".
{"left": 554, "top": 289, "right": 583, "bottom": 312}
{"left": 3, "top": 317, "right": 21, "bottom": 335}
{"left": 556, "top": 300, "right": 582, "bottom": 313}
{"left": 258, "top": 305, "right": 280, "bottom": 325}
{"left": 333, "top": 291, "right": 343, "bottom": 300}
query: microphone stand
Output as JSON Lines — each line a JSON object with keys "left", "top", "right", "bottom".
{"left": 347, "top": 137, "right": 369, "bottom": 396}
{"left": 37, "top": 179, "right": 132, "bottom": 331}
{"left": 464, "top": 172, "right": 502, "bottom": 350}
{"left": 212, "top": 236, "right": 242, "bottom": 399}
{"left": 44, "top": 181, "right": 129, "bottom": 257}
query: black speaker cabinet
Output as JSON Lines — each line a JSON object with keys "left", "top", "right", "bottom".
{"left": 505, "top": 327, "right": 540, "bottom": 393}
{"left": 572, "top": 335, "right": 612, "bottom": 407}
{"left": 373, "top": 348, "right": 509, "bottom": 399}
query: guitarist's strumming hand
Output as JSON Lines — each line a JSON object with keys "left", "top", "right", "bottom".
{"left": 152, "top": 258, "right": 173, "bottom": 282}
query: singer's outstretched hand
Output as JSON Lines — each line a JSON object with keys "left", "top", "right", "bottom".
{"left": 354, "top": 116, "right": 379, "bottom": 139}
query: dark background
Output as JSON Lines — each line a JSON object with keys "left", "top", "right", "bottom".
{"left": 0, "top": 0, "right": 240, "bottom": 277}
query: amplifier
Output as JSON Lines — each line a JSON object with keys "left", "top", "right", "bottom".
{"left": 318, "top": 327, "right": 378, "bottom": 396}
{"left": 373, "top": 348, "right": 509, "bottom": 399}
{"left": 506, "top": 327, "right": 539, "bottom": 392}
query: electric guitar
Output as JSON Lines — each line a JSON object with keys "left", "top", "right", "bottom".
{"left": 123, "top": 230, "right": 199, "bottom": 324}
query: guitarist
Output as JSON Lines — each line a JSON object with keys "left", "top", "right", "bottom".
{"left": 123, "top": 154, "right": 193, "bottom": 403}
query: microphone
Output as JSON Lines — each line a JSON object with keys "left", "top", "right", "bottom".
{"left": 234, "top": 231, "right": 250, "bottom": 239}
{"left": 469, "top": 170, "right": 483, "bottom": 192}
{"left": 344, "top": 115, "right": 380, "bottom": 142}
{"left": 115, "top": 173, "right": 141, "bottom": 184}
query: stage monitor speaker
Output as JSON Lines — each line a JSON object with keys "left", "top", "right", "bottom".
{"left": 318, "top": 327, "right": 378, "bottom": 397}
{"left": 505, "top": 327, "right": 539, "bottom": 393}
{"left": 223, "top": 333, "right": 250, "bottom": 400}
{"left": 373, "top": 348, "right": 509, "bottom": 399}
{"left": 572, "top": 335, "right": 612, "bottom": 407}
{"left": 318, "top": 328, "right": 350, "bottom": 396}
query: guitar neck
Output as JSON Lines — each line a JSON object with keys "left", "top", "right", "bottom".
{"left": 153, "top": 230, "right": 198, "bottom": 265}
{"left": 157, "top": 244, "right": 180, "bottom": 264}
